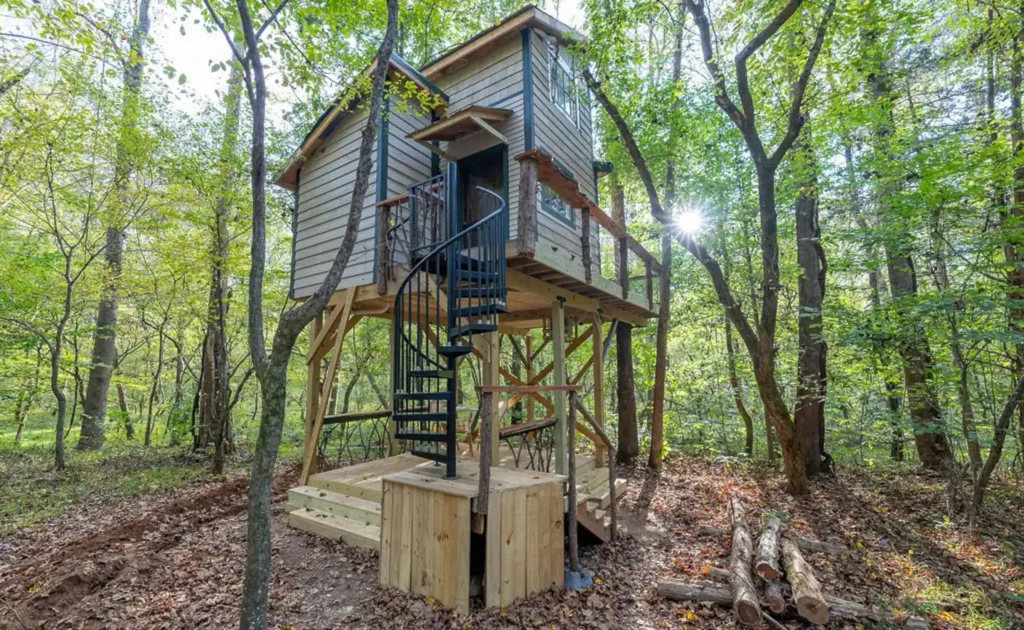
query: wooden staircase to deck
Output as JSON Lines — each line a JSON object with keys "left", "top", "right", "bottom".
{"left": 572, "top": 457, "right": 628, "bottom": 543}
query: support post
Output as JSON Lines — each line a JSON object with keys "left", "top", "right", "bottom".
{"left": 525, "top": 333, "right": 535, "bottom": 424}
{"left": 387, "top": 314, "right": 398, "bottom": 456}
{"left": 377, "top": 204, "right": 391, "bottom": 295}
{"left": 591, "top": 316, "right": 606, "bottom": 467}
{"left": 566, "top": 394, "right": 579, "bottom": 573}
{"left": 482, "top": 330, "right": 500, "bottom": 462}
{"left": 552, "top": 298, "right": 567, "bottom": 474}
{"left": 305, "top": 312, "right": 323, "bottom": 439}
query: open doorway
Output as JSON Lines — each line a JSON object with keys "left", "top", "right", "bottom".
{"left": 457, "top": 144, "right": 507, "bottom": 233}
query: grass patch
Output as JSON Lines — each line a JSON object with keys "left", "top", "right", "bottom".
{"left": 911, "top": 581, "right": 1017, "bottom": 630}
{"left": 0, "top": 442, "right": 235, "bottom": 536}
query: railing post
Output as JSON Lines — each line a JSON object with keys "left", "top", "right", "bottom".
{"left": 617, "top": 238, "right": 628, "bottom": 299}
{"left": 645, "top": 258, "right": 653, "bottom": 310}
{"left": 517, "top": 158, "right": 538, "bottom": 257}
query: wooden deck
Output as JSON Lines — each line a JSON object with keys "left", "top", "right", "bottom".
{"left": 286, "top": 446, "right": 623, "bottom": 550}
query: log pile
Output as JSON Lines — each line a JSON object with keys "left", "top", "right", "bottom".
{"left": 658, "top": 497, "right": 924, "bottom": 627}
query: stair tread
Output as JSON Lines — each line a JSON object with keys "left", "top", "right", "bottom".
{"left": 288, "top": 486, "right": 381, "bottom": 514}
{"left": 395, "top": 391, "right": 449, "bottom": 401}
{"left": 438, "top": 345, "right": 474, "bottom": 357}
{"left": 393, "top": 412, "right": 449, "bottom": 422}
{"left": 395, "top": 431, "right": 448, "bottom": 441}
{"left": 288, "top": 506, "right": 380, "bottom": 550}
{"left": 448, "top": 323, "right": 498, "bottom": 338}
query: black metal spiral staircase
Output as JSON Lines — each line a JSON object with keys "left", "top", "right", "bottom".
{"left": 392, "top": 165, "right": 507, "bottom": 478}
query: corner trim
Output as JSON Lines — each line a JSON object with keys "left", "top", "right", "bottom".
{"left": 522, "top": 27, "right": 535, "bottom": 151}
{"left": 289, "top": 170, "right": 300, "bottom": 300}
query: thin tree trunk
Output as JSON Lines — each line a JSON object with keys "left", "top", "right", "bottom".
{"left": 725, "top": 320, "right": 754, "bottom": 456}
{"left": 145, "top": 326, "right": 166, "bottom": 446}
{"left": 78, "top": 0, "right": 152, "bottom": 451}
{"left": 650, "top": 235, "right": 670, "bottom": 469}
{"left": 794, "top": 128, "right": 827, "bottom": 476}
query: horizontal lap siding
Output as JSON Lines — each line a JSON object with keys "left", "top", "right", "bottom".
{"left": 294, "top": 108, "right": 378, "bottom": 298}
{"left": 387, "top": 100, "right": 434, "bottom": 266}
{"left": 530, "top": 29, "right": 598, "bottom": 282}
{"left": 434, "top": 34, "right": 525, "bottom": 242}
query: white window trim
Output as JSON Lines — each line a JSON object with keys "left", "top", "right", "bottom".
{"left": 547, "top": 42, "right": 580, "bottom": 128}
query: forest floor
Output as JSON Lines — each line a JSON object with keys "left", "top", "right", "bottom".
{"left": 0, "top": 453, "right": 1022, "bottom": 629}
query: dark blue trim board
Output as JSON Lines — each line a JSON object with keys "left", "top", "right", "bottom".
{"left": 522, "top": 28, "right": 535, "bottom": 151}
{"left": 289, "top": 171, "right": 300, "bottom": 299}
{"left": 372, "top": 95, "right": 391, "bottom": 286}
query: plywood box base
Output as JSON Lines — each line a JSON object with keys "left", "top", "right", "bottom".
{"left": 378, "top": 460, "right": 565, "bottom": 613}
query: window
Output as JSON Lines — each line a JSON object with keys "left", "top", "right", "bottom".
{"left": 541, "top": 184, "right": 574, "bottom": 226}
{"left": 548, "top": 44, "right": 577, "bottom": 125}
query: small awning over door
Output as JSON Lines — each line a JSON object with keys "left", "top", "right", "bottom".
{"left": 408, "top": 106, "right": 513, "bottom": 161}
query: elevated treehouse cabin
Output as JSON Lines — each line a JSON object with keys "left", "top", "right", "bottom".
{"left": 275, "top": 6, "right": 661, "bottom": 613}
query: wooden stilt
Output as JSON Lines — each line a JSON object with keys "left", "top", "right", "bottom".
{"left": 591, "top": 316, "right": 606, "bottom": 467}
{"left": 552, "top": 298, "right": 567, "bottom": 475}
{"left": 482, "top": 330, "right": 500, "bottom": 462}
{"left": 305, "top": 312, "right": 323, "bottom": 439}
{"left": 525, "top": 333, "right": 535, "bottom": 424}
{"left": 386, "top": 315, "right": 398, "bottom": 456}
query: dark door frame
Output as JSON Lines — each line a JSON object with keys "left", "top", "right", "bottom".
{"left": 455, "top": 143, "right": 509, "bottom": 230}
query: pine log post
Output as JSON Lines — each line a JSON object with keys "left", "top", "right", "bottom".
{"left": 645, "top": 259, "right": 653, "bottom": 310}
{"left": 476, "top": 391, "right": 494, "bottom": 515}
{"left": 566, "top": 395, "right": 580, "bottom": 573}
{"left": 376, "top": 203, "right": 391, "bottom": 295}
{"left": 581, "top": 208, "right": 593, "bottom": 284}
{"left": 727, "top": 496, "right": 761, "bottom": 626}
{"left": 781, "top": 537, "right": 829, "bottom": 625}
{"left": 572, "top": 393, "right": 618, "bottom": 541}
{"left": 699, "top": 525, "right": 848, "bottom": 555}
{"left": 755, "top": 517, "right": 782, "bottom": 580}
{"left": 517, "top": 158, "right": 538, "bottom": 257}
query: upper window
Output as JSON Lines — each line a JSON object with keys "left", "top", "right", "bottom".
{"left": 548, "top": 45, "right": 578, "bottom": 126}
{"left": 541, "top": 184, "right": 574, "bottom": 226}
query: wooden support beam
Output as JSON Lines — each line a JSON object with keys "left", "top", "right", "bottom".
{"left": 482, "top": 331, "right": 500, "bottom": 461}
{"left": 469, "top": 115, "right": 509, "bottom": 144}
{"left": 507, "top": 268, "right": 599, "bottom": 313}
{"left": 552, "top": 299, "right": 567, "bottom": 475}
{"left": 525, "top": 334, "right": 535, "bottom": 424}
{"left": 377, "top": 204, "right": 392, "bottom": 295}
{"left": 414, "top": 138, "right": 457, "bottom": 162}
{"left": 307, "top": 290, "right": 350, "bottom": 364}
{"left": 581, "top": 208, "right": 592, "bottom": 284}
{"left": 305, "top": 312, "right": 323, "bottom": 437}
{"left": 500, "top": 367, "right": 554, "bottom": 414}
{"left": 477, "top": 385, "right": 580, "bottom": 393}
{"left": 570, "top": 356, "right": 593, "bottom": 386}
{"left": 591, "top": 317, "right": 606, "bottom": 466}
{"left": 301, "top": 289, "right": 355, "bottom": 484}
{"left": 645, "top": 258, "right": 654, "bottom": 310}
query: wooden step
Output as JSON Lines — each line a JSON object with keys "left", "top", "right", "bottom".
{"left": 575, "top": 468, "right": 609, "bottom": 497}
{"left": 287, "top": 486, "right": 381, "bottom": 526}
{"left": 308, "top": 477, "right": 383, "bottom": 503}
{"left": 585, "top": 478, "right": 628, "bottom": 509}
{"left": 288, "top": 506, "right": 381, "bottom": 552}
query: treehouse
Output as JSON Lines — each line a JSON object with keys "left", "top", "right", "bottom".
{"left": 274, "top": 5, "right": 661, "bottom": 612}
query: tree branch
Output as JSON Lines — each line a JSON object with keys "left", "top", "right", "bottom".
{"left": 255, "top": 0, "right": 291, "bottom": 40}
{"left": 769, "top": 0, "right": 837, "bottom": 167}
{"left": 683, "top": 0, "right": 745, "bottom": 133}
{"left": 734, "top": 0, "right": 805, "bottom": 130}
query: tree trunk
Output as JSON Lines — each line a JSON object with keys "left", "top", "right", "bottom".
{"left": 13, "top": 344, "right": 43, "bottom": 444}
{"left": 611, "top": 183, "right": 639, "bottom": 463}
{"left": 755, "top": 516, "right": 782, "bottom": 580}
{"left": 145, "top": 327, "right": 166, "bottom": 446}
{"left": 117, "top": 382, "right": 133, "bottom": 440}
{"left": 649, "top": 235, "right": 670, "bottom": 469}
{"left": 725, "top": 320, "right": 754, "bottom": 456}
{"left": 1006, "top": 8, "right": 1024, "bottom": 471}
{"left": 78, "top": 0, "right": 152, "bottom": 451}
{"left": 794, "top": 130, "right": 827, "bottom": 476}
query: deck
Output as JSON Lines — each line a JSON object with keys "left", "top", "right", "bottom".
{"left": 286, "top": 446, "right": 625, "bottom": 551}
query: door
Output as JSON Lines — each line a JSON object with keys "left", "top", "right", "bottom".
{"left": 457, "top": 145, "right": 507, "bottom": 235}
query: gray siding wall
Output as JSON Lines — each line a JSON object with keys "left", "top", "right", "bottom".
{"left": 530, "top": 29, "right": 599, "bottom": 278}
{"left": 293, "top": 96, "right": 433, "bottom": 298}
{"left": 293, "top": 108, "right": 378, "bottom": 299}
{"left": 434, "top": 33, "right": 525, "bottom": 241}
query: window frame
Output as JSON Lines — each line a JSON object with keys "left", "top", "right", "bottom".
{"left": 540, "top": 183, "right": 575, "bottom": 227}
{"left": 548, "top": 43, "right": 579, "bottom": 127}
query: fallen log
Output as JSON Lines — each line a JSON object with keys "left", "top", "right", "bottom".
{"left": 727, "top": 496, "right": 760, "bottom": 626}
{"left": 764, "top": 579, "right": 786, "bottom": 614}
{"left": 658, "top": 579, "right": 905, "bottom": 624}
{"left": 781, "top": 537, "right": 829, "bottom": 625}
{"left": 755, "top": 517, "right": 782, "bottom": 580}
{"left": 699, "top": 525, "right": 848, "bottom": 555}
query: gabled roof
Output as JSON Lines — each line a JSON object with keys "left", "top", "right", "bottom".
{"left": 275, "top": 6, "right": 577, "bottom": 191}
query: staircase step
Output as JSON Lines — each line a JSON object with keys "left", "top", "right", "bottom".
{"left": 453, "top": 287, "right": 503, "bottom": 299}
{"left": 408, "top": 369, "right": 454, "bottom": 378}
{"left": 288, "top": 506, "right": 380, "bottom": 551}
{"left": 450, "top": 303, "right": 507, "bottom": 319}
{"left": 585, "top": 478, "right": 629, "bottom": 509}
{"left": 454, "top": 253, "right": 485, "bottom": 271}
{"left": 395, "top": 391, "right": 449, "bottom": 401}
{"left": 395, "top": 431, "right": 449, "bottom": 442}
{"left": 448, "top": 322, "right": 498, "bottom": 339}
{"left": 393, "top": 411, "right": 449, "bottom": 423}
{"left": 438, "top": 345, "right": 474, "bottom": 357}
{"left": 287, "top": 486, "right": 381, "bottom": 526}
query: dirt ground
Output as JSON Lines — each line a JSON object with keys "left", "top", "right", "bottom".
{"left": 1, "top": 458, "right": 1022, "bottom": 629}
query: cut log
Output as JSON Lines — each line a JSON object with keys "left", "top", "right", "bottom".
{"left": 755, "top": 517, "right": 782, "bottom": 580}
{"left": 727, "top": 496, "right": 760, "bottom": 626}
{"left": 781, "top": 537, "right": 829, "bottom": 625}
{"left": 764, "top": 579, "right": 786, "bottom": 614}
{"left": 699, "top": 525, "right": 848, "bottom": 554}
{"left": 659, "top": 579, "right": 910, "bottom": 624}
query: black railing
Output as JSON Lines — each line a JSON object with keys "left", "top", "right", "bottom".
{"left": 408, "top": 173, "right": 446, "bottom": 259}
{"left": 392, "top": 165, "right": 507, "bottom": 478}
